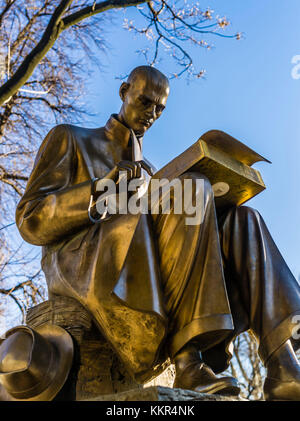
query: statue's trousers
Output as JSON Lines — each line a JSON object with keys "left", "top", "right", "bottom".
{"left": 151, "top": 172, "right": 300, "bottom": 372}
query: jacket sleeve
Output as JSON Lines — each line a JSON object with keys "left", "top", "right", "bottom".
{"left": 16, "top": 124, "right": 93, "bottom": 246}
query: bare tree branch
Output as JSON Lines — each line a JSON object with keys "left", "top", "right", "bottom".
{"left": 62, "top": 0, "right": 147, "bottom": 28}
{"left": 0, "top": 0, "right": 17, "bottom": 29}
{"left": 0, "top": 0, "right": 148, "bottom": 106}
{"left": 0, "top": 0, "right": 73, "bottom": 105}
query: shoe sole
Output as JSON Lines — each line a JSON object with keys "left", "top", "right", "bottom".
{"left": 193, "top": 379, "right": 241, "bottom": 396}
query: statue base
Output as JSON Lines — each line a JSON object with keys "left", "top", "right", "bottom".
{"left": 25, "top": 298, "right": 245, "bottom": 402}
{"left": 81, "top": 386, "right": 245, "bottom": 401}
{"left": 26, "top": 297, "right": 142, "bottom": 401}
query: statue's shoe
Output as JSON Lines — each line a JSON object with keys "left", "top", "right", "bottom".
{"left": 173, "top": 362, "right": 240, "bottom": 396}
{"left": 264, "top": 377, "right": 300, "bottom": 401}
{"left": 263, "top": 340, "right": 300, "bottom": 400}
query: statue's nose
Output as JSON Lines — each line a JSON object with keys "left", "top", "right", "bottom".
{"left": 145, "top": 106, "right": 156, "bottom": 120}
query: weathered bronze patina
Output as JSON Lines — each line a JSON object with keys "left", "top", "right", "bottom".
{"left": 153, "top": 129, "right": 270, "bottom": 210}
{"left": 1, "top": 66, "right": 300, "bottom": 400}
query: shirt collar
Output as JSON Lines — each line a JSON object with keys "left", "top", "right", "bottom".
{"left": 104, "top": 114, "right": 143, "bottom": 158}
{"left": 104, "top": 114, "right": 132, "bottom": 149}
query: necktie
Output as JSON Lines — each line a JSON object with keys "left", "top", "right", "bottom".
{"left": 130, "top": 129, "right": 149, "bottom": 199}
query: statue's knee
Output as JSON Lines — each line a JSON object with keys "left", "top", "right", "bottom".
{"left": 232, "top": 205, "right": 262, "bottom": 223}
{"left": 239, "top": 205, "right": 260, "bottom": 217}
{"left": 179, "top": 172, "right": 213, "bottom": 197}
{"left": 180, "top": 171, "right": 210, "bottom": 183}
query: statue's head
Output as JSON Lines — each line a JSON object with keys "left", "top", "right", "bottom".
{"left": 118, "top": 66, "right": 170, "bottom": 136}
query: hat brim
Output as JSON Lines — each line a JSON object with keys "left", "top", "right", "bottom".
{"left": 0, "top": 324, "right": 74, "bottom": 401}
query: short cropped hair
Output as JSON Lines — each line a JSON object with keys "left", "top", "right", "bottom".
{"left": 127, "top": 66, "right": 169, "bottom": 91}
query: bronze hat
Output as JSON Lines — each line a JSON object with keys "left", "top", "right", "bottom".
{"left": 0, "top": 324, "right": 73, "bottom": 401}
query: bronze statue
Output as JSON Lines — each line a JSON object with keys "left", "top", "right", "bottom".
{"left": 1, "top": 66, "right": 300, "bottom": 400}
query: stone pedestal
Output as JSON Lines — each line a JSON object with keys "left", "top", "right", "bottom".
{"left": 83, "top": 386, "right": 245, "bottom": 401}
{"left": 26, "top": 297, "right": 142, "bottom": 401}
{"left": 25, "top": 298, "right": 242, "bottom": 402}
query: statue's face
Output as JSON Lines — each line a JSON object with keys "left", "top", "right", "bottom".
{"left": 118, "top": 73, "right": 169, "bottom": 136}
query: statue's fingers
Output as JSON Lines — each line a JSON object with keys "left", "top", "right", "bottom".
{"left": 117, "top": 163, "right": 133, "bottom": 180}
{"left": 139, "top": 160, "right": 153, "bottom": 176}
{"left": 126, "top": 162, "right": 138, "bottom": 179}
{"left": 117, "top": 160, "right": 133, "bottom": 171}
{"left": 123, "top": 161, "right": 141, "bottom": 179}
{"left": 126, "top": 167, "right": 134, "bottom": 180}
{"left": 135, "top": 162, "right": 142, "bottom": 179}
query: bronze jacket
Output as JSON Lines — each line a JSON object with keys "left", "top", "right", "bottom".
{"left": 16, "top": 115, "right": 168, "bottom": 382}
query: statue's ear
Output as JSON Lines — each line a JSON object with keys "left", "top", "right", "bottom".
{"left": 119, "top": 82, "right": 130, "bottom": 101}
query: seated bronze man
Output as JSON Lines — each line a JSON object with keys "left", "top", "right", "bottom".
{"left": 1, "top": 65, "right": 300, "bottom": 401}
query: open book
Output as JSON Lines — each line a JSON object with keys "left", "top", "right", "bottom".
{"left": 152, "top": 130, "right": 271, "bottom": 210}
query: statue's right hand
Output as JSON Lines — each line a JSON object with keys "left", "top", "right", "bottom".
{"left": 116, "top": 160, "right": 153, "bottom": 181}
{"left": 93, "top": 160, "right": 153, "bottom": 196}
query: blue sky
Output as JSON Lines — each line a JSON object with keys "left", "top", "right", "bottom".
{"left": 83, "top": 0, "right": 300, "bottom": 278}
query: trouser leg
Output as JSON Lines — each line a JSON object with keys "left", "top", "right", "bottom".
{"left": 219, "top": 205, "right": 300, "bottom": 364}
{"left": 151, "top": 172, "right": 234, "bottom": 358}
